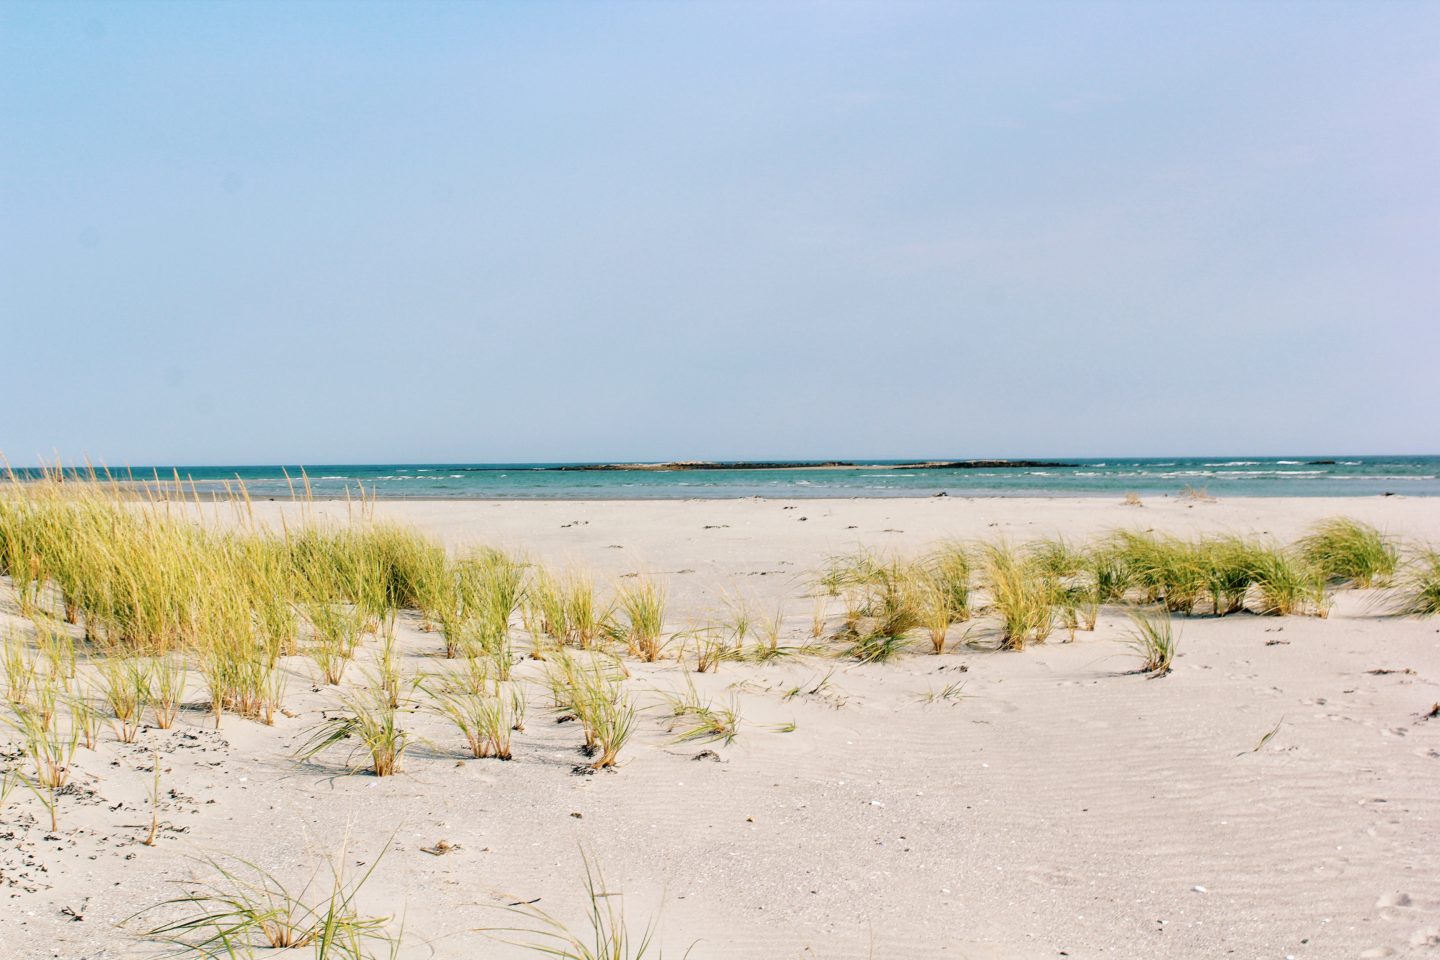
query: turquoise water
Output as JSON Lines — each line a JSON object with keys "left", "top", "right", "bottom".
{"left": 25, "top": 457, "right": 1440, "bottom": 499}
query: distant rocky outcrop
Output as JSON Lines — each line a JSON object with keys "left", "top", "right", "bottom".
{"left": 546, "top": 459, "right": 1077, "bottom": 472}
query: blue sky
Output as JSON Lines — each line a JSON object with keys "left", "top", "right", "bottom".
{"left": 2, "top": 1, "right": 1436, "bottom": 466}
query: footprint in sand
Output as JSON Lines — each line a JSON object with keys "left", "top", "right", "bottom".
{"left": 1022, "top": 864, "right": 1080, "bottom": 888}
{"left": 1409, "top": 927, "right": 1440, "bottom": 947}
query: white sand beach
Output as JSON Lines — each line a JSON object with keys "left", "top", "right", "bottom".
{"left": 4, "top": 495, "right": 1440, "bottom": 959}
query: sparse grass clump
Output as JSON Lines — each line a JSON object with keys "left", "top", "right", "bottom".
{"left": 549, "top": 654, "right": 635, "bottom": 769}
{"left": 149, "top": 654, "right": 187, "bottom": 729}
{"left": 830, "top": 557, "right": 923, "bottom": 662}
{"left": 3, "top": 630, "right": 37, "bottom": 704}
{"left": 1396, "top": 548, "right": 1440, "bottom": 617}
{"left": 916, "top": 579, "right": 954, "bottom": 654}
{"left": 98, "top": 656, "right": 149, "bottom": 743}
{"left": 6, "top": 697, "right": 80, "bottom": 831}
{"left": 924, "top": 542, "right": 973, "bottom": 624}
{"left": 138, "top": 843, "right": 399, "bottom": 959}
{"left": 680, "top": 625, "right": 728, "bottom": 673}
{"left": 1249, "top": 546, "right": 1329, "bottom": 617}
{"left": 980, "top": 543, "right": 1057, "bottom": 650}
{"left": 305, "top": 602, "right": 368, "bottom": 685}
{"left": 298, "top": 670, "right": 412, "bottom": 777}
{"left": 1109, "top": 531, "right": 1207, "bottom": 614}
{"left": 658, "top": 677, "right": 741, "bottom": 746}
{"left": 1299, "top": 518, "right": 1398, "bottom": 588}
{"left": 1197, "top": 536, "right": 1262, "bottom": 616}
{"left": 490, "top": 852, "right": 680, "bottom": 959}
{"left": 1124, "top": 608, "right": 1176, "bottom": 677}
{"left": 428, "top": 669, "right": 522, "bottom": 761}
{"left": 618, "top": 578, "right": 667, "bottom": 662}
{"left": 529, "top": 568, "right": 612, "bottom": 653}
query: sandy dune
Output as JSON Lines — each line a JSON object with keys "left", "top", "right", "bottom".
{"left": 4, "top": 495, "right": 1439, "bottom": 959}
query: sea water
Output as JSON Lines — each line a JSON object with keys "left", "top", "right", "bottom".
{"left": 25, "top": 456, "right": 1440, "bottom": 499}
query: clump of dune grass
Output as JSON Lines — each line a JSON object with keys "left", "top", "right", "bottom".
{"left": 433, "top": 547, "right": 525, "bottom": 670}
{"left": 98, "top": 656, "right": 149, "bottom": 743}
{"left": 149, "top": 654, "right": 187, "bottom": 729}
{"left": 1029, "top": 537, "right": 1099, "bottom": 638}
{"left": 918, "top": 680, "right": 968, "bottom": 705}
{"left": 1083, "top": 543, "right": 1131, "bottom": 606}
{"left": 677, "top": 625, "right": 727, "bottom": 673}
{"left": 1197, "top": 536, "right": 1261, "bottom": 616}
{"left": 529, "top": 568, "right": 613, "bottom": 654}
{"left": 1250, "top": 546, "right": 1329, "bottom": 617}
{"left": 549, "top": 654, "right": 635, "bottom": 769}
{"left": 32, "top": 615, "right": 75, "bottom": 687}
{"left": 428, "top": 668, "right": 522, "bottom": 760}
{"left": 717, "top": 593, "right": 753, "bottom": 653}
{"left": 658, "top": 677, "right": 741, "bottom": 746}
{"left": 1109, "top": 531, "right": 1207, "bottom": 615}
{"left": 916, "top": 579, "right": 954, "bottom": 654}
{"left": 829, "top": 557, "right": 923, "bottom": 662}
{"left": 1124, "top": 608, "right": 1176, "bottom": 677}
{"left": 748, "top": 609, "right": 802, "bottom": 662}
{"left": 563, "top": 575, "right": 610, "bottom": 651}
{"left": 816, "top": 549, "right": 886, "bottom": 597}
{"left": 980, "top": 543, "right": 1057, "bottom": 650}
{"left": 1179, "top": 483, "right": 1215, "bottom": 502}
{"left": 25, "top": 668, "right": 61, "bottom": 733}
{"left": 902, "top": 544, "right": 975, "bottom": 654}
{"left": 1395, "top": 548, "right": 1440, "bottom": 616}
{"left": 463, "top": 548, "right": 525, "bottom": 629}
{"left": 5, "top": 699, "right": 80, "bottom": 831}
{"left": 581, "top": 667, "right": 636, "bottom": 770}
{"left": 136, "top": 841, "right": 399, "bottom": 959}
{"left": 809, "top": 599, "right": 828, "bottom": 640}
{"left": 70, "top": 685, "right": 103, "bottom": 750}
{"left": 487, "top": 851, "right": 685, "bottom": 960}
{"left": 525, "top": 568, "right": 568, "bottom": 648}
{"left": 298, "top": 669, "right": 413, "bottom": 777}
{"left": 1299, "top": 518, "right": 1398, "bottom": 587}
{"left": 350, "top": 522, "right": 448, "bottom": 617}
{"left": 304, "top": 601, "right": 369, "bottom": 685}
{"left": 2, "top": 629, "right": 36, "bottom": 705}
{"left": 618, "top": 578, "right": 667, "bottom": 662}
{"left": 195, "top": 590, "right": 287, "bottom": 727}
{"left": 923, "top": 541, "right": 973, "bottom": 623}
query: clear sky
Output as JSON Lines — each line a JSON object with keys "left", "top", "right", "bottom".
{"left": 2, "top": 1, "right": 1436, "bottom": 467}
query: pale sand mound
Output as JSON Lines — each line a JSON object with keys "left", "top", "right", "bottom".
{"left": 4, "top": 496, "right": 1439, "bottom": 958}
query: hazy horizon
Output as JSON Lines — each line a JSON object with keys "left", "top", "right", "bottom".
{"left": 3, "top": 1, "right": 1436, "bottom": 465}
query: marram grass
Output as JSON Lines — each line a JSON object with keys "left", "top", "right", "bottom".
{"left": 1396, "top": 548, "right": 1440, "bottom": 617}
{"left": 1299, "top": 518, "right": 1398, "bottom": 588}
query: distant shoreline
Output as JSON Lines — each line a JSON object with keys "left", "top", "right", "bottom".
{"left": 543, "top": 459, "right": 1079, "bottom": 472}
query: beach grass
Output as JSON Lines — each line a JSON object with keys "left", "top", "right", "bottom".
{"left": 980, "top": 542, "right": 1057, "bottom": 650}
{"left": 1299, "top": 518, "right": 1398, "bottom": 587}
{"left": 1396, "top": 547, "right": 1440, "bottom": 616}
{"left": 1124, "top": 608, "right": 1177, "bottom": 677}
{"left": 137, "top": 843, "right": 398, "bottom": 959}
{"left": 1249, "top": 546, "right": 1329, "bottom": 617}
{"left": 618, "top": 578, "right": 667, "bottom": 662}
{"left": 487, "top": 852, "right": 678, "bottom": 959}
{"left": 297, "top": 668, "right": 412, "bottom": 777}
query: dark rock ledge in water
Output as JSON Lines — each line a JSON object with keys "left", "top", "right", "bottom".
{"left": 546, "top": 460, "right": 1077, "bottom": 472}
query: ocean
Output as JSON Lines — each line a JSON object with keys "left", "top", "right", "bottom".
{"left": 21, "top": 456, "right": 1440, "bottom": 499}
